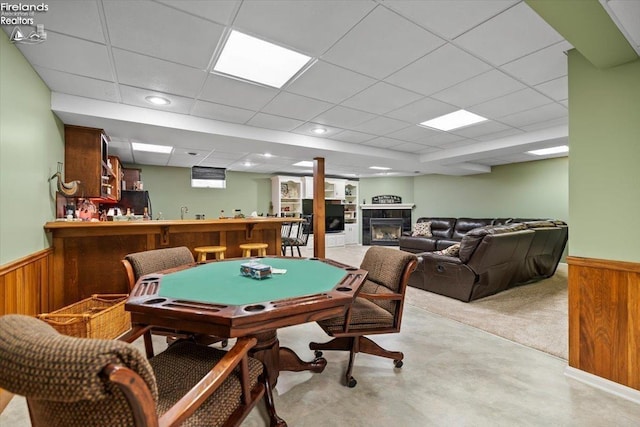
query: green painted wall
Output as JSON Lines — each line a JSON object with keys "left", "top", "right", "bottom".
{"left": 568, "top": 52, "right": 640, "bottom": 262}
{"left": 130, "top": 165, "right": 272, "bottom": 220}
{"left": 0, "top": 31, "right": 64, "bottom": 265}
{"left": 359, "top": 176, "right": 414, "bottom": 205}
{"left": 362, "top": 158, "right": 568, "bottom": 224}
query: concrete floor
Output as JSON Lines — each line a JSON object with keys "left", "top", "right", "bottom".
{"left": 3, "top": 245, "right": 640, "bottom": 426}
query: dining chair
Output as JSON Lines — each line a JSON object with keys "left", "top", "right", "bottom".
{"left": 0, "top": 314, "right": 286, "bottom": 427}
{"left": 309, "top": 246, "right": 418, "bottom": 387}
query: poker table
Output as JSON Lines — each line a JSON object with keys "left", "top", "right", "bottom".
{"left": 126, "top": 256, "right": 367, "bottom": 386}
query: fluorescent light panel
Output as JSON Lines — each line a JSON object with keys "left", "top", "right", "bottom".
{"left": 132, "top": 142, "right": 173, "bottom": 154}
{"left": 369, "top": 166, "right": 391, "bottom": 170}
{"left": 420, "top": 109, "right": 488, "bottom": 131}
{"left": 214, "top": 30, "right": 311, "bottom": 88}
{"left": 527, "top": 145, "right": 569, "bottom": 156}
{"left": 293, "top": 161, "right": 314, "bottom": 167}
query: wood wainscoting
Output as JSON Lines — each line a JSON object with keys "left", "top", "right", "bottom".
{"left": 568, "top": 256, "right": 640, "bottom": 391}
{"left": 0, "top": 248, "right": 54, "bottom": 316}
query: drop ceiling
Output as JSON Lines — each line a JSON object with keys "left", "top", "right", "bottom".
{"left": 4, "top": 0, "right": 638, "bottom": 177}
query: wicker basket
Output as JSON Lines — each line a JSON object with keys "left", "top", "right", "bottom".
{"left": 38, "top": 294, "right": 131, "bottom": 339}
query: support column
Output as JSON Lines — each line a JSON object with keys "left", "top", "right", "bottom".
{"left": 313, "top": 157, "right": 326, "bottom": 258}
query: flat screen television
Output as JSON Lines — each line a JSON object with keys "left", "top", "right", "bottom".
{"left": 301, "top": 199, "right": 344, "bottom": 233}
{"left": 325, "top": 203, "right": 344, "bottom": 233}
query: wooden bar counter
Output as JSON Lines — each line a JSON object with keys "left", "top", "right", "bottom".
{"left": 44, "top": 218, "right": 297, "bottom": 309}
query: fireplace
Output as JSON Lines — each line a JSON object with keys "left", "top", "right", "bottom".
{"left": 361, "top": 203, "right": 413, "bottom": 246}
{"left": 370, "top": 218, "right": 403, "bottom": 246}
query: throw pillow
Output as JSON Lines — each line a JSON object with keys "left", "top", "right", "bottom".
{"left": 411, "top": 221, "right": 432, "bottom": 237}
{"left": 434, "top": 243, "right": 460, "bottom": 257}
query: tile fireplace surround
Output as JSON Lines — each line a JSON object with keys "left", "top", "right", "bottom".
{"left": 361, "top": 203, "right": 414, "bottom": 246}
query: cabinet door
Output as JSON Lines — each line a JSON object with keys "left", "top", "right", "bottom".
{"left": 65, "top": 125, "right": 113, "bottom": 199}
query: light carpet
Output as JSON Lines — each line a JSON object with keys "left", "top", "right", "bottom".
{"left": 405, "top": 263, "right": 568, "bottom": 360}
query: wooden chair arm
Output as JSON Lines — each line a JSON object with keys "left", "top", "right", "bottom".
{"left": 121, "top": 259, "right": 136, "bottom": 292}
{"left": 158, "top": 337, "right": 258, "bottom": 427}
{"left": 104, "top": 363, "right": 160, "bottom": 427}
{"left": 358, "top": 292, "right": 403, "bottom": 301}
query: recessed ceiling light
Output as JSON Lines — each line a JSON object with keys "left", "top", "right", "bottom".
{"left": 369, "top": 166, "right": 391, "bottom": 170}
{"left": 527, "top": 145, "right": 569, "bottom": 156}
{"left": 419, "top": 109, "right": 487, "bottom": 131}
{"left": 311, "top": 127, "right": 327, "bottom": 135}
{"left": 213, "top": 30, "right": 312, "bottom": 88}
{"left": 243, "top": 161, "right": 252, "bottom": 167}
{"left": 263, "top": 153, "right": 273, "bottom": 158}
{"left": 293, "top": 161, "right": 314, "bottom": 167}
{"left": 145, "top": 96, "right": 171, "bottom": 106}
{"left": 131, "top": 142, "right": 173, "bottom": 154}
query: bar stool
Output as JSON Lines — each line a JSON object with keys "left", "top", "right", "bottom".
{"left": 194, "top": 246, "right": 227, "bottom": 262}
{"left": 239, "top": 243, "right": 268, "bottom": 257}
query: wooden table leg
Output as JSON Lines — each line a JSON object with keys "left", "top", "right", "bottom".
{"left": 250, "top": 330, "right": 327, "bottom": 387}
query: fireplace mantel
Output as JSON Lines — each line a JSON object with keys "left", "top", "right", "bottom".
{"left": 360, "top": 203, "right": 415, "bottom": 210}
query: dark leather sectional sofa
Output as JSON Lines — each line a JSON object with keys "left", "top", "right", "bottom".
{"left": 401, "top": 217, "right": 568, "bottom": 302}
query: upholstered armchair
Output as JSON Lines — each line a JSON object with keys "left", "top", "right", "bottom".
{"left": 309, "top": 246, "right": 418, "bottom": 387}
{"left": 0, "top": 314, "right": 286, "bottom": 427}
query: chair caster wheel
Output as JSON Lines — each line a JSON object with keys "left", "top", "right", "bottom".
{"left": 314, "top": 350, "right": 323, "bottom": 358}
{"left": 394, "top": 359, "right": 403, "bottom": 368}
{"left": 346, "top": 376, "right": 357, "bottom": 388}
{"left": 221, "top": 339, "right": 228, "bottom": 348}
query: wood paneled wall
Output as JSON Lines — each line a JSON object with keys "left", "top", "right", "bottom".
{"left": 0, "top": 248, "right": 54, "bottom": 316}
{"left": 568, "top": 256, "right": 640, "bottom": 391}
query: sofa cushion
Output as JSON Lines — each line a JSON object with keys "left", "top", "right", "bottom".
{"left": 434, "top": 243, "right": 460, "bottom": 257}
{"left": 420, "top": 218, "right": 456, "bottom": 239}
{"left": 411, "top": 221, "right": 432, "bottom": 237}
{"left": 452, "top": 218, "right": 494, "bottom": 240}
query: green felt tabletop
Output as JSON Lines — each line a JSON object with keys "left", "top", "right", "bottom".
{"left": 157, "top": 257, "right": 348, "bottom": 305}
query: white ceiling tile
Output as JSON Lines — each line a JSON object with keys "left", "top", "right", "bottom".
{"left": 285, "top": 61, "right": 376, "bottom": 103}
{"left": 560, "top": 99, "right": 569, "bottom": 108}
{"left": 233, "top": 0, "right": 375, "bottom": 57}
{"left": 207, "top": 151, "right": 248, "bottom": 160}
{"left": 454, "top": 2, "right": 564, "bottom": 65}
{"left": 469, "top": 88, "right": 553, "bottom": 119}
{"left": 200, "top": 74, "right": 278, "bottom": 110}
{"left": 385, "top": 44, "right": 492, "bottom": 95}
{"left": 156, "top": 0, "right": 240, "bottom": 26}
{"left": 473, "top": 127, "right": 525, "bottom": 142}
{"left": 351, "top": 116, "right": 411, "bottom": 135}
{"left": 431, "top": 69, "right": 525, "bottom": 108}
{"left": 329, "top": 130, "right": 377, "bottom": 143}
{"left": 386, "top": 97, "right": 458, "bottom": 124}
{"left": 416, "top": 145, "right": 440, "bottom": 154}
{"left": 535, "top": 76, "right": 568, "bottom": 101}
{"left": 312, "top": 106, "right": 377, "bottom": 129}
{"left": 113, "top": 49, "right": 207, "bottom": 97}
{"left": 35, "top": 67, "right": 119, "bottom": 102}
{"left": 16, "top": 32, "right": 112, "bottom": 81}
{"left": 432, "top": 139, "right": 477, "bottom": 149}
{"left": 519, "top": 116, "right": 568, "bottom": 132}
{"left": 261, "top": 92, "right": 332, "bottom": 121}
{"left": 499, "top": 103, "right": 567, "bottom": 128}
{"left": 500, "top": 41, "right": 572, "bottom": 85}
{"left": 168, "top": 148, "right": 213, "bottom": 167}
{"left": 191, "top": 101, "right": 255, "bottom": 124}
{"left": 103, "top": 0, "right": 224, "bottom": 68}
{"left": 383, "top": 0, "right": 518, "bottom": 39}
{"left": 448, "top": 121, "right": 514, "bottom": 139}
{"left": 423, "top": 133, "right": 467, "bottom": 146}
{"left": 387, "top": 125, "right": 440, "bottom": 143}
{"left": 341, "top": 82, "right": 423, "bottom": 115}
{"left": 391, "top": 141, "right": 432, "bottom": 152}
{"left": 322, "top": 6, "right": 445, "bottom": 79}
{"left": 246, "top": 113, "right": 305, "bottom": 131}
{"left": 199, "top": 157, "right": 237, "bottom": 168}
{"left": 119, "top": 85, "right": 193, "bottom": 114}
{"left": 36, "top": 0, "right": 105, "bottom": 42}
{"left": 362, "top": 137, "right": 404, "bottom": 148}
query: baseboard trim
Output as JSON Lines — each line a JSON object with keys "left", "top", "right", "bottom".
{"left": 564, "top": 366, "right": 640, "bottom": 404}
